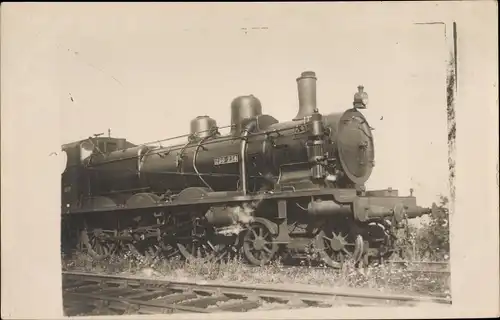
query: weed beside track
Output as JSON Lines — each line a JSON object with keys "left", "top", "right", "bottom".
{"left": 62, "top": 251, "right": 451, "bottom": 300}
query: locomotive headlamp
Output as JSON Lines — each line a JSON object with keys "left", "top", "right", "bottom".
{"left": 353, "top": 85, "right": 369, "bottom": 109}
{"left": 59, "top": 150, "right": 68, "bottom": 174}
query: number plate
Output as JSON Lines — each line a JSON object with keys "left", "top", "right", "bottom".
{"left": 214, "top": 154, "right": 239, "bottom": 166}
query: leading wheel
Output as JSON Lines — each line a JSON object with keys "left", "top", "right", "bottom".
{"left": 242, "top": 221, "right": 279, "bottom": 266}
{"left": 365, "top": 222, "right": 398, "bottom": 264}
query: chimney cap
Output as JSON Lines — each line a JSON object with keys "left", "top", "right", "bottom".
{"left": 297, "top": 71, "right": 317, "bottom": 80}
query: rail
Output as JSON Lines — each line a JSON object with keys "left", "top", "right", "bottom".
{"left": 385, "top": 260, "right": 450, "bottom": 265}
{"left": 62, "top": 271, "right": 451, "bottom": 316}
{"left": 385, "top": 260, "right": 450, "bottom": 271}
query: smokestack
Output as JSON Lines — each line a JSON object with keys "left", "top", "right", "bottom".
{"left": 293, "top": 71, "right": 317, "bottom": 121}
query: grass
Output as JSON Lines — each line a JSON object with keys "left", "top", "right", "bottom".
{"left": 62, "top": 250, "right": 451, "bottom": 299}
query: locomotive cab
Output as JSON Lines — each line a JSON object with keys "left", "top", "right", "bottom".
{"left": 61, "top": 136, "right": 136, "bottom": 212}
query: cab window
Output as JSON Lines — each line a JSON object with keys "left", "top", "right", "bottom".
{"left": 106, "top": 142, "right": 117, "bottom": 153}
{"left": 97, "top": 141, "right": 117, "bottom": 153}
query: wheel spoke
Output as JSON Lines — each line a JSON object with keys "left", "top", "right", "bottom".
{"left": 251, "top": 229, "right": 258, "bottom": 239}
{"left": 342, "top": 248, "right": 352, "bottom": 256}
{"left": 207, "top": 241, "right": 216, "bottom": 251}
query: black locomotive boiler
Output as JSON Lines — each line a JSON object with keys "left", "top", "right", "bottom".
{"left": 61, "top": 71, "right": 435, "bottom": 268}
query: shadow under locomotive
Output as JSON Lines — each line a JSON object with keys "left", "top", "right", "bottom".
{"left": 60, "top": 71, "right": 440, "bottom": 269}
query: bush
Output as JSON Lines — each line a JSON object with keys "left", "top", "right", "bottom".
{"left": 401, "top": 195, "right": 451, "bottom": 261}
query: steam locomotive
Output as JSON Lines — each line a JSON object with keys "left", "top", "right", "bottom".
{"left": 61, "top": 71, "right": 435, "bottom": 268}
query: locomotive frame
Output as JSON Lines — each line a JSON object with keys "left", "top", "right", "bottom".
{"left": 60, "top": 71, "right": 437, "bottom": 268}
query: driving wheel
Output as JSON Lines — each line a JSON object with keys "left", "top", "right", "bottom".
{"left": 242, "top": 221, "right": 279, "bottom": 266}
{"left": 314, "top": 229, "right": 364, "bottom": 269}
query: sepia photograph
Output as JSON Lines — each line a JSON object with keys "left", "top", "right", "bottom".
{"left": 1, "top": 2, "right": 498, "bottom": 320}
{"left": 57, "top": 4, "right": 454, "bottom": 316}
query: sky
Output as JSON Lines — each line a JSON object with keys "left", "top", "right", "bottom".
{"left": 44, "top": 3, "right": 450, "bottom": 207}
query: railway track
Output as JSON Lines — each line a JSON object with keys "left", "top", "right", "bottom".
{"left": 62, "top": 271, "right": 451, "bottom": 316}
{"left": 384, "top": 260, "right": 450, "bottom": 273}
{"left": 385, "top": 260, "right": 450, "bottom": 267}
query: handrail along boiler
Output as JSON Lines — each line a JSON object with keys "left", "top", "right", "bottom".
{"left": 60, "top": 71, "right": 434, "bottom": 267}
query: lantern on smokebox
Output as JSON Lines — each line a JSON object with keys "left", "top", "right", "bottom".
{"left": 353, "top": 85, "right": 369, "bottom": 109}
